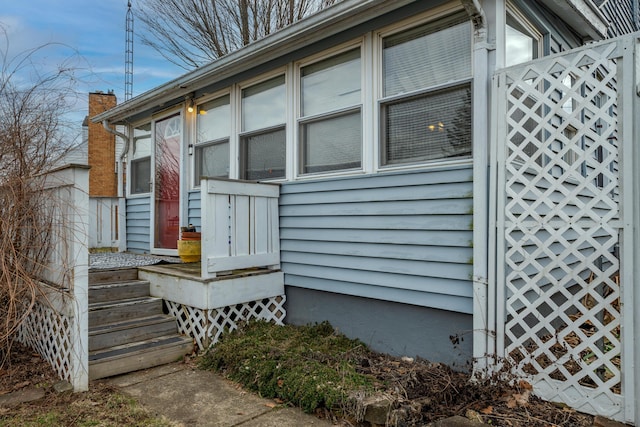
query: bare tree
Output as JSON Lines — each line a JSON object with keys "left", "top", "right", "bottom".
{"left": 135, "top": 0, "right": 339, "bottom": 70}
{"left": 0, "top": 28, "right": 80, "bottom": 365}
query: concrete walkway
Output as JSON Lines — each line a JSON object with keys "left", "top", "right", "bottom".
{"left": 104, "top": 363, "right": 334, "bottom": 427}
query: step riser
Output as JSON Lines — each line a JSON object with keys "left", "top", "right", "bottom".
{"left": 88, "top": 268, "right": 193, "bottom": 380}
{"left": 89, "top": 340, "right": 193, "bottom": 381}
{"left": 89, "top": 281, "right": 150, "bottom": 304}
{"left": 89, "top": 268, "right": 139, "bottom": 284}
{"left": 89, "top": 300, "right": 163, "bottom": 327}
{"left": 90, "top": 320, "right": 177, "bottom": 352}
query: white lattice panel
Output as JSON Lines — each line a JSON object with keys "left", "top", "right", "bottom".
{"left": 18, "top": 301, "right": 74, "bottom": 383}
{"left": 165, "top": 295, "right": 286, "bottom": 351}
{"left": 493, "top": 38, "right": 634, "bottom": 422}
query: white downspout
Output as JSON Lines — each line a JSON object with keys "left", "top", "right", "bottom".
{"left": 462, "top": 0, "right": 492, "bottom": 374}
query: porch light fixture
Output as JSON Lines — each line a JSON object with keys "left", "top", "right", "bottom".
{"left": 187, "top": 98, "right": 195, "bottom": 113}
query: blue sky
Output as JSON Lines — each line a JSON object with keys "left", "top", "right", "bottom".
{"left": 1, "top": 0, "right": 185, "bottom": 127}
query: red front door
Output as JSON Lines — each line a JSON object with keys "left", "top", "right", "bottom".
{"left": 154, "top": 114, "right": 181, "bottom": 250}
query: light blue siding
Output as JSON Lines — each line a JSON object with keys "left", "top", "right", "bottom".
{"left": 188, "top": 190, "right": 201, "bottom": 230}
{"left": 126, "top": 196, "right": 151, "bottom": 253}
{"left": 279, "top": 166, "right": 474, "bottom": 314}
{"left": 596, "top": 0, "right": 638, "bottom": 36}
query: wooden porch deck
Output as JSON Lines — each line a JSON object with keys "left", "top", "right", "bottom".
{"left": 138, "top": 262, "right": 284, "bottom": 313}
{"left": 139, "top": 262, "right": 276, "bottom": 283}
{"left": 137, "top": 262, "right": 286, "bottom": 351}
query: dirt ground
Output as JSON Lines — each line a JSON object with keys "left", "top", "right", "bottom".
{"left": 350, "top": 352, "right": 596, "bottom": 426}
{"left": 0, "top": 343, "right": 604, "bottom": 427}
{"left": 0, "top": 343, "right": 175, "bottom": 426}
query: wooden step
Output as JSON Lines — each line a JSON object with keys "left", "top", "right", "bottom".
{"left": 89, "top": 267, "right": 139, "bottom": 285}
{"left": 89, "top": 280, "right": 150, "bottom": 304}
{"left": 89, "top": 315, "right": 177, "bottom": 352}
{"left": 87, "top": 267, "right": 194, "bottom": 380}
{"left": 89, "top": 335, "right": 194, "bottom": 380}
{"left": 89, "top": 297, "right": 163, "bottom": 328}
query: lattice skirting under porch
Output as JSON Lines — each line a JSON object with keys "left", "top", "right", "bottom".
{"left": 165, "top": 295, "right": 287, "bottom": 351}
{"left": 18, "top": 301, "right": 74, "bottom": 383}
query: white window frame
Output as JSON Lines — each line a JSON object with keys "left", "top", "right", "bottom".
{"left": 128, "top": 119, "right": 152, "bottom": 197}
{"left": 505, "top": 4, "right": 543, "bottom": 68}
{"left": 191, "top": 90, "right": 233, "bottom": 188}
{"left": 295, "top": 39, "right": 365, "bottom": 179}
{"left": 237, "top": 69, "right": 288, "bottom": 181}
{"left": 145, "top": 107, "right": 184, "bottom": 255}
{"left": 374, "top": 6, "right": 473, "bottom": 172}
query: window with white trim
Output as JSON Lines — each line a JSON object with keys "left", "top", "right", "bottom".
{"left": 299, "top": 48, "right": 362, "bottom": 174}
{"left": 505, "top": 9, "right": 544, "bottom": 165}
{"left": 506, "top": 11, "right": 542, "bottom": 67}
{"left": 130, "top": 122, "right": 151, "bottom": 194}
{"left": 194, "top": 95, "right": 230, "bottom": 184}
{"left": 380, "top": 16, "right": 472, "bottom": 167}
{"left": 240, "top": 75, "right": 286, "bottom": 180}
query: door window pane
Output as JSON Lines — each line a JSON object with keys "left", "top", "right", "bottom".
{"left": 154, "top": 114, "right": 181, "bottom": 250}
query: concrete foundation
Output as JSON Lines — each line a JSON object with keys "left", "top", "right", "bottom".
{"left": 284, "top": 286, "right": 473, "bottom": 370}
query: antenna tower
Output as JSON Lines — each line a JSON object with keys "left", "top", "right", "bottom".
{"left": 125, "top": 0, "right": 134, "bottom": 101}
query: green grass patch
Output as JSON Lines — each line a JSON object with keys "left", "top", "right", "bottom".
{"left": 199, "top": 320, "right": 376, "bottom": 413}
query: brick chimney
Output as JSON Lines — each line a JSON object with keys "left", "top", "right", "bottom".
{"left": 88, "top": 92, "right": 117, "bottom": 197}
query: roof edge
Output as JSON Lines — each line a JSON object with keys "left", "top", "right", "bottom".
{"left": 92, "top": 0, "right": 417, "bottom": 125}
{"left": 539, "top": 0, "right": 608, "bottom": 39}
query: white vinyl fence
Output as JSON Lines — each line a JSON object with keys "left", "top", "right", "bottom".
{"left": 200, "top": 178, "right": 280, "bottom": 279}
{"left": 488, "top": 35, "right": 639, "bottom": 424}
{"left": 17, "top": 164, "right": 89, "bottom": 391}
{"left": 89, "top": 197, "right": 121, "bottom": 250}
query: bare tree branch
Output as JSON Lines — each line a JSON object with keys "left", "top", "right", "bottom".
{"left": 0, "top": 27, "right": 80, "bottom": 366}
{"left": 134, "top": 0, "right": 339, "bottom": 70}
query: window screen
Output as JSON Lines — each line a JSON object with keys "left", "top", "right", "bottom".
{"left": 195, "top": 140, "right": 229, "bottom": 180}
{"left": 383, "top": 85, "right": 471, "bottom": 165}
{"left": 299, "top": 49, "right": 362, "bottom": 174}
{"left": 301, "top": 111, "right": 361, "bottom": 173}
{"left": 241, "top": 127, "right": 286, "bottom": 180}
{"left": 381, "top": 17, "right": 472, "bottom": 166}
{"left": 240, "top": 76, "right": 286, "bottom": 180}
